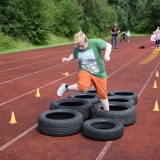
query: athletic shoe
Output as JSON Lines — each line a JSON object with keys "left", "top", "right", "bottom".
{"left": 57, "top": 83, "right": 68, "bottom": 97}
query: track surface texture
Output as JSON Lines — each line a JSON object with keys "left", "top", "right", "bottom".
{"left": 0, "top": 36, "right": 160, "bottom": 160}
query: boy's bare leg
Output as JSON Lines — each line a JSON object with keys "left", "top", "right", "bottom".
{"left": 100, "top": 98, "right": 109, "bottom": 111}
{"left": 67, "top": 83, "right": 81, "bottom": 91}
{"left": 57, "top": 83, "right": 81, "bottom": 97}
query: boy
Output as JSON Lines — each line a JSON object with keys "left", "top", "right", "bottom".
{"left": 57, "top": 31, "right": 112, "bottom": 111}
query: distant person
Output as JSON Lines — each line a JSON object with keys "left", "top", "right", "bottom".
{"left": 126, "top": 30, "right": 130, "bottom": 42}
{"left": 57, "top": 31, "right": 112, "bottom": 111}
{"left": 120, "top": 32, "right": 126, "bottom": 42}
{"left": 155, "top": 26, "right": 159, "bottom": 35}
{"left": 110, "top": 22, "right": 120, "bottom": 49}
{"left": 150, "top": 31, "right": 156, "bottom": 48}
{"left": 155, "top": 30, "right": 160, "bottom": 49}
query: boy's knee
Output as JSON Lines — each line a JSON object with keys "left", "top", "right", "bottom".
{"left": 77, "top": 82, "right": 90, "bottom": 92}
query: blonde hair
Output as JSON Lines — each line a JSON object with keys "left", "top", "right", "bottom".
{"left": 74, "top": 31, "right": 88, "bottom": 44}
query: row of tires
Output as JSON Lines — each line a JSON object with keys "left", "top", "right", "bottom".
{"left": 38, "top": 90, "right": 138, "bottom": 141}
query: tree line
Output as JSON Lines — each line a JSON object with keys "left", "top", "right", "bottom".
{"left": 0, "top": 0, "right": 159, "bottom": 45}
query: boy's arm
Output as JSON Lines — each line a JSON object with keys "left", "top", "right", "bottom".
{"left": 104, "top": 42, "right": 112, "bottom": 62}
{"left": 62, "top": 53, "right": 75, "bottom": 63}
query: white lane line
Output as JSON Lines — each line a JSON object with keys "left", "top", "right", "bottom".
{"left": 0, "top": 52, "right": 54, "bottom": 64}
{"left": 0, "top": 71, "right": 77, "bottom": 106}
{"left": 0, "top": 56, "right": 63, "bottom": 73}
{"left": 96, "top": 142, "right": 112, "bottom": 160}
{"left": 95, "top": 60, "right": 160, "bottom": 160}
{"left": 108, "top": 51, "right": 147, "bottom": 78}
{"left": 0, "top": 124, "right": 38, "bottom": 152}
{"left": 0, "top": 62, "right": 68, "bottom": 85}
{"left": 138, "top": 61, "right": 160, "bottom": 98}
{"left": 0, "top": 49, "right": 71, "bottom": 65}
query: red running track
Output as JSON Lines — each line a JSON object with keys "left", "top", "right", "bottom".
{"left": 0, "top": 37, "right": 160, "bottom": 160}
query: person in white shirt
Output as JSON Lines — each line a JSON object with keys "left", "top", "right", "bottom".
{"left": 126, "top": 30, "right": 130, "bottom": 42}
{"left": 150, "top": 31, "right": 156, "bottom": 48}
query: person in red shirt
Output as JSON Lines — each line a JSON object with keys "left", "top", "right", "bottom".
{"left": 110, "top": 22, "right": 120, "bottom": 49}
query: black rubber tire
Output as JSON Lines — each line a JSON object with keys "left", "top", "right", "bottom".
{"left": 68, "top": 92, "right": 100, "bottom": 104}
{"left": 91, "top": 102, "right": 137, "bottom": 126}
{"left": 50, "top": 98, "right": 93, "bottom": 120}
{"left": 108, "top": 95, "right": 135, "bottom": 106}
{"left": 38, "top": 109, "right": 83, "bottom": 136}
{"left": 110, "top": 91, "right": 138, "bottom": 104}
{"left": 87, "top": 89, "right": 114, "bottom": 96}
{"left": 82, "top": 118, "right": 124, "bottom": 141}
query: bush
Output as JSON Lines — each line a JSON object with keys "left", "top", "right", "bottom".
{"left": 0, "top": 28, "right": 16, "bottom": 51}
{"left": 134, "top": 19, "right": 152, "bottom": 33}
{"left": 77, "top": 0, "right": 117, "bottom": 38}
{"left": 52, "top": 0, "right": 83, "bottom": 37}
{"left": 0, "top": 0, "right": 55, "bottom": 44}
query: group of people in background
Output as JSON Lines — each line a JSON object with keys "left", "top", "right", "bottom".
{"left": 150, "top": 27, "right": 160, "bottom": 49}
{"left": 110, "top": 22, "right": 130, "bottom": 50}
{"left": 119, "top": 30, "right": 130, "bottom": 42}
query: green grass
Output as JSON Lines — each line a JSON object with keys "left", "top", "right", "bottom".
{"left": 0, "top": 34, "right": 73, "bottom": 55}
{"left": 129, "top": 32, "right": 150, "bottom": 36}
{"left": 0, "top": 33, "right": 149, "bottom": 55}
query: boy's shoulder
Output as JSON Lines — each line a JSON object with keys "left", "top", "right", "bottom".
{"left": 89, "top": 39, "right": 105, "bottom": 43}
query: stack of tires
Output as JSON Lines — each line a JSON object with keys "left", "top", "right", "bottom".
{"left": 38, "top": 90, "right": 138, "bottom": 141}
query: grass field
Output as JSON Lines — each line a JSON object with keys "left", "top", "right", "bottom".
{"left": 0, "top": 32, "right": 149, "bottom": 55}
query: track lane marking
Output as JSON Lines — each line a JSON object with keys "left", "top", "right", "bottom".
{"left": 108, "top": 51, "right": 147, "bottom": 78}
{"left": 138, "top": 61, "right": 160, "bottom": 98}
{"left": 0, "top": 56, "right": 63, "bottom": 73}
{"left": 96, "top": 141, "right": 112, "bottom": 160}
{"left": 0, "top": 71, "right": 77, "bottom": 106}
{"left": 0, "top": 49, "right": 72, "bottom": 65}
{"left": 0, "top": 62, "right": 69, "bottom": 85}
{"left": 0, "top": 124, "right": 38, "bottom": 152}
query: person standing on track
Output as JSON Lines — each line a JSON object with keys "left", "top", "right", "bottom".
{"left": 57, "top": 31, "right": 112, "bottom": 111}
{"left": 110, "top": 22, "right": 120, "bottom": 50}
{"left": 126, "top": 30, "right": 131, "bottom": 42}
{"left": 150, "top": 31, "right": 156, "bottom": 48}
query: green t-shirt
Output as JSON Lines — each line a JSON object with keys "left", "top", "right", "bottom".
{"left": 73, "top": 39, "right": 107, "bottom": 78}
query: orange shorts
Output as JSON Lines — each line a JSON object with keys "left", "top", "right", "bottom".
{"left": 77, "top": 70, "right": 108, "bottom": 99}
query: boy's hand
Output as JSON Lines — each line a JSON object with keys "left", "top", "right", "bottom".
{"left": 105, "top": 56, "right": 110, "bottom": 62}
{"left": 62, "top": 58, "right": 69, "bottom": 63}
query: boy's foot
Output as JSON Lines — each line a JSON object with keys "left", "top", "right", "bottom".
{"left": 57, "top": 83, "right": 68, "bottom": 97}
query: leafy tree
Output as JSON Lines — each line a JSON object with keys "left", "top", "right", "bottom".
{"left": 52, "top": 0, "right": 83, "bottom": 37}
{"left": 114, "top": 0, "right": 150, "bottom": 32}
{"left": 0, "top": 0, "right": 55, "bottom": 44}
{"left": 90, "top": 1, "right": 117, "bottom": 37}
{"left": 22, "top": 0, "right": 55, "bottom": 44}
{"left": 0, "top": 0, "right": 25, "bottom": 37}
{"left": 147, "top": 0, "right": 160, "bottom": 30}
{"left": 77, "top": 0, "right": 117, "bottom": 37}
